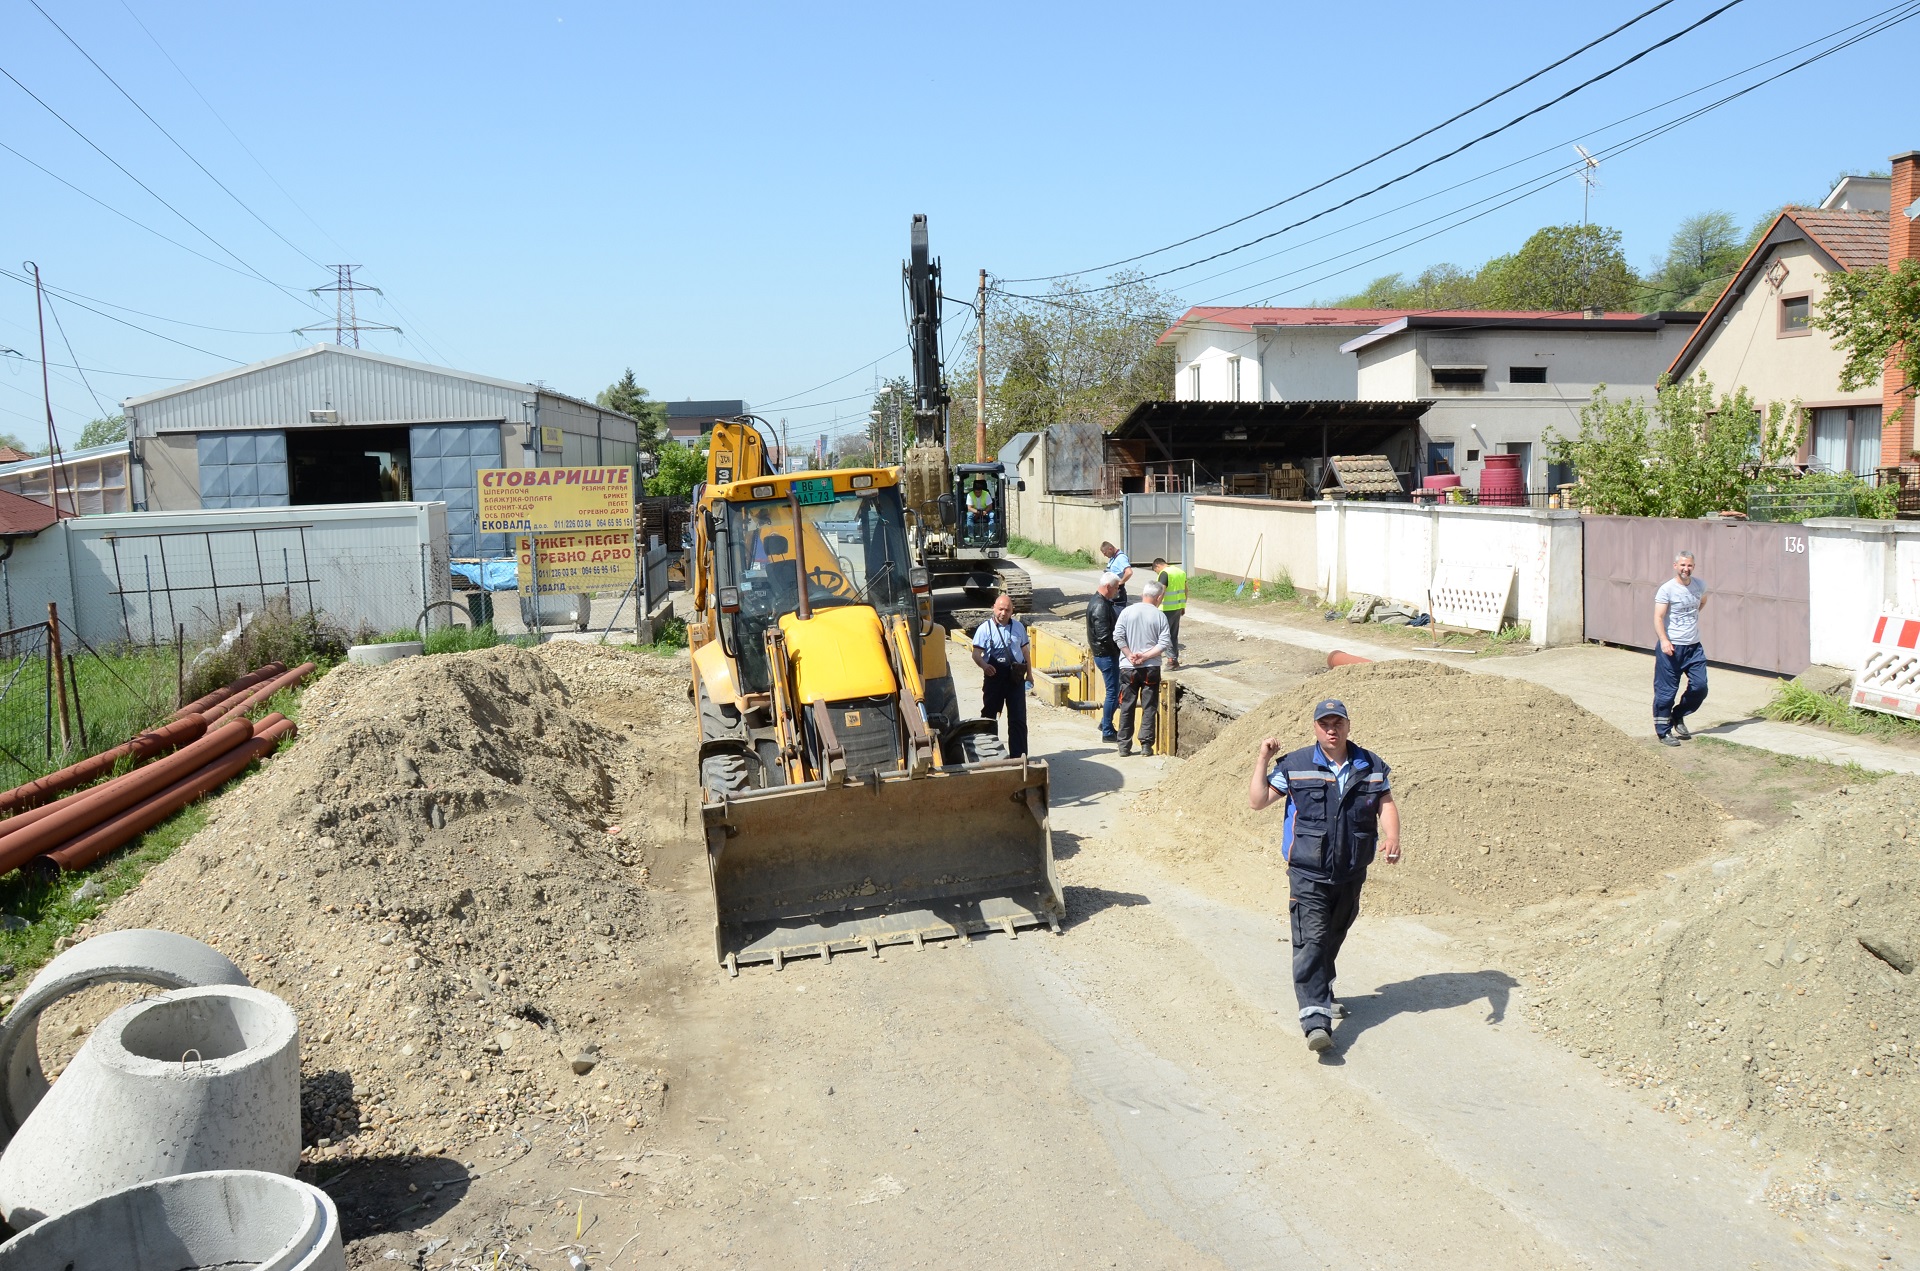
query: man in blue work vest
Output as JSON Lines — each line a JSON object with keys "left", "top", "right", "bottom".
{"left": 1248, "top": 699, "right": 1401, "bottom": 1054}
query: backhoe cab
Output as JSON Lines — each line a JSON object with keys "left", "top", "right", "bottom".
{"left": 686, "top": 419, "right": 1059, "bottom": 972}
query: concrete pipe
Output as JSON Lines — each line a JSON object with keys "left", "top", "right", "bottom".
{"left": 346, "top": 640, "right": 423, "bottom": 665}
{"left": 0, "top": 930, "right": 248, "bottom": 1145}
{"left": 0, "top": 1169, "right": 344, "bottom": 1271}
{"left": 0, "top": 985, "right": 298, "bottom": 1228}
{"left": 1326, "top": 650, "right": 1372, "bottom": 668}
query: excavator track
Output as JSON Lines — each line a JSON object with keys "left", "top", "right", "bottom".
{"left": 995, "top": 565, "right": 1032, "bottom": 612}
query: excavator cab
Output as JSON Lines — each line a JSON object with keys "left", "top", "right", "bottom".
{"left": 953, "top": 463, "right": 1011, "bottom": 551}
{"left": 687, "top": 420, "right": 1059, "bottom": 973}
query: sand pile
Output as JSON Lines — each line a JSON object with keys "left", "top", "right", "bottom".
{"left": 1142, "top": 661, "right": 1726, "bottom": 914}
{"left": 1525, "top": 777, "right": 1920, "bottom": 1196}
{"left": 94, "top": 643, "right": 694, "bottom": 1172}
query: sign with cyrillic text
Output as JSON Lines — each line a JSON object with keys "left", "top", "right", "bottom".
{"left": 477, "top": 466, "right": 633, "bottom": 533}
{"left": 514, "top": 532, "right": 635, "bottom": 595}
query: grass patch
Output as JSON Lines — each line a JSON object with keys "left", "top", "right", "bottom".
{"left": 0, "top": 647, "right": 179, "bottom": 785}
{"left": 185, "top": 601, "right": 346, "bottom": 702}
{"left": 1007, "top": 535, "right": 1098, "bottom": 569}
{"left": 1187, "top": 571, "right": 1300, "bottom": 606}
{"left": 1489, "top": 621, "right": 1533, "bottom": 647}
{"left": 645, "top": 616, "right": 689, "bottom": 657}
{"left": 423, "top": 623, "right": 507, "bottom": 655}
{"left": 1757, "top": 680, "right": 1920, "bottom": 742}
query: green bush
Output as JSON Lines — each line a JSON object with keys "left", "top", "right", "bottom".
{"left": 183, "top": 600, "right": 346, "bottom": 702}
{"left": 647, "top": 616, "right": 689, "bottom": 656}
{"left": 1745, "top": 470, "right": 1897, "bottom": 521}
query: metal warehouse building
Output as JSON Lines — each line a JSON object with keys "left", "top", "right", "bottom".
{"left": 124, "top": 344, "right": 640, "bottom": 556}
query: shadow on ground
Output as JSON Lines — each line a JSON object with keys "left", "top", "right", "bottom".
{"left": 1041, "top": 748, "right": 1128, "bottom": 805}
{"left": 1062, "top": 884, "right": 1150, "bottom": 929}
{"left": 313, "top": 1150, "right": 474, "bottom": 1242}
{"left": 1319, "top": 969, "right": 1519, "bottom": 1061}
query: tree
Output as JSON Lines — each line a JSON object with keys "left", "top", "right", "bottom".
{"left": 1639, "top": 212, "right": 1746, "bottom": 311}
{"left": 1481, "top": 224, "right": 1638, "bottom": 312}
{"left": 1812, "top": 259, "right": 1920, "bottom": 426}
{"left": 646, "top": 433, "right": 709, "bottom": 497}
{"left": 78, "top": 414, "right": 127, "bottom": 449}
{"left": 829, "top": 430, "right": 877, "bottom": 469}
{"left": 1328, "top": 263, "right": 1488, "bottom": 310}
{"left": 866, "top": 375, "right": 910, "bottom": 463}
{"left": 0, "top": 432, "right": 32, "bottom": 455}
{"left": 596, "top": 369, "right": 666, "bottom": 454}
{"left": 1546, "top": 376, "right": 1802, "bottom": 518}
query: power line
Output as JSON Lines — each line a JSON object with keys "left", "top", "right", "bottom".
{"left": 0, "top": 62, "right": 328, "bottom": 318}
{"left": 997, "top": 0, "right": 1747, "bottom": 301}
{"left": 0, "top": 268, "right": 246, "bottom": 364}
{"left": 41, "top": 293, "right": 112, "bottom": 421}
{"left": 1004, "top": 0, "right": 1681, "bottom": 283}
{"left": 15, "top": 271, "right": 297, "bottom": 335}
{"left": 27, "top": 0, "right": 327, "bottom": 271}
{"left": 757, "top": 344, "right": 910, "bottom": 409}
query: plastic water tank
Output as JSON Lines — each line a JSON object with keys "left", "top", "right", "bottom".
{"left": 1478, "top": 453, "right": 1525, "bottom": 507}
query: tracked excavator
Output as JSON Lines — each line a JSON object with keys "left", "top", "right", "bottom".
{"left": 899, "top": 215, "right": 1032, "bottom": 613}
{"left": 686, "top": 416, "right": 1060, "bottom": 973}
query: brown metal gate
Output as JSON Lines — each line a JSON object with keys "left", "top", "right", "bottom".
{"left": 1582, "top": 515, "right": 1809, "bottom": 675}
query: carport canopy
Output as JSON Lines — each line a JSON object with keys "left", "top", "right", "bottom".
{"left": 1110, "top": 400, "right": 1434, "bottom": 484}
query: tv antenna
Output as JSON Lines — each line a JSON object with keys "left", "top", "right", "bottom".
{"left": 1574, "top": 145, "right": 1601, "bottom": 225}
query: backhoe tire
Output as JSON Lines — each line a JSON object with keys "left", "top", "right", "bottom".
{"left": 949, "top": 730, "right": 1007, "bottom": 765}
{"left": 701, "top": 751, "right": 751, "bottom": 801}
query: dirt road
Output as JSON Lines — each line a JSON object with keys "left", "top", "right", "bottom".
{"left": 621, "top": 652, "right": 1903, "bottom": 1269}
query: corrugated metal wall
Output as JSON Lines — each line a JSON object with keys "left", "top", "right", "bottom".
{"left": 133, "top": 348, "right": 525, "bottom": 434}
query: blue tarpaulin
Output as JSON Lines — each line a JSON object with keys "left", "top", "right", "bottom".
{"left": 452, "top": 559, "right": 519, "bottom": 592}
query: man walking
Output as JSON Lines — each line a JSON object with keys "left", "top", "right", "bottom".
{"left": 1653, "top": 551, "right": 1708, "bottom": 747}
{"left": 970, "top": 593, "right": 1033, "bottom": 757}
{"left": 1086, "top": 575, "right": 1122, "bottom": 743}
{"left": 1099, "top": 541, "right": 1134, "bottom": 607}
{"left": 1152, "top": 556, "right": 1187, "bottom": 670}
{"left": 1113, "top": 580, "right": 1170, "bottom": 757}
{"left": 1248, "top": 700, "right": 1400, "bottom": 1054}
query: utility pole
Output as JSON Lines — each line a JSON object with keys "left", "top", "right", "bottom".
{"left": 26, "top": 263, "right": 73, "bottom": 518}
{"left": 975, "top": 270, "right": 988, "bottom": 463}
{"left": 780, "top": 418, "right": 789, "bottom": 473}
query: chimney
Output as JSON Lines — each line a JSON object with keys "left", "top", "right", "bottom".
{"left": 1888, "top": 150, "right": 1919, "bottom": 464}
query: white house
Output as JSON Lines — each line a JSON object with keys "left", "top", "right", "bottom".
{"left": 1341, "top": 312, "right": 1703, "bottom": 491}
{"left": 1165, "top": 308, "right": 1426, "bottom": 403}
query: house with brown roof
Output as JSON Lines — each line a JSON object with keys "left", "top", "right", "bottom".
{"left": 1666, "top": 153, "right": 1919, "bottom": 475}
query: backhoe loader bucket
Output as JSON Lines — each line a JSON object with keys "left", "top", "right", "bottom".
{"left": 703, "top": 757, "right": 1058, "bottom": 969}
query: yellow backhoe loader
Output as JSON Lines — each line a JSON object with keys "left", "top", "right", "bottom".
{"left": 686, "top": 419, "right": 1060, "bottom": 973}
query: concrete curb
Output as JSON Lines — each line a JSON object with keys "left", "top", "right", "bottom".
{"left": 0, "top": 1169, "right": 344, "bottom": 1270}
{"left": 0, "top": 985, "right": 300, "bottom": 1227}
{"left": 0, "top": 930, "right": 248, "bottom": 1146}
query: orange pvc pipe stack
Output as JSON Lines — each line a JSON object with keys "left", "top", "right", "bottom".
{"left": 170, "top": 662, "right": 286, "bottom": 722}
{"left": 0, "top": 715, "right": 208, "bottom": 817}
{"left": 44, "top": 715, "right": 297, "bottom": 873}
{"left": 1326, "top": 650, "right": 1372, "bottom": 668}
{"left": 203, "top": 663, "right": 316, "bottom": 727}
{"left": 0, "top": 719, "right": 257, "bottom": 877}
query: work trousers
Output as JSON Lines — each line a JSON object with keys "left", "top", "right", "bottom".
{"left": 1289, "top": 871, "right": 1367, "bottom": 1032}
{"left": 1117, "top": 665, "right": 1160, "bottom": 751}
{"left": 982, "top": 666, "right": 1029, "bottom": 757}
{"left": 1164, "top": 609, "right": 1184, "bottom": 664}
{"left": 1093, "top": 653, "right": 1121, "bottom": 739}
{"left": 1653, "top": 642, "right": 1708, "bottom": 736}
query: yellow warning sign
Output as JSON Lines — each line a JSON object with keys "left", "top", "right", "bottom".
{"left": 477, "top": 466, "right": 633, "bottom": 534}
{"left": 514, "top": 532, "right": 635, "bottom": 595}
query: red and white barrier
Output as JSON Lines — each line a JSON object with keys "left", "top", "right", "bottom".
{"left": 1852, "top": 611, "right": 1920, "bottom": 722}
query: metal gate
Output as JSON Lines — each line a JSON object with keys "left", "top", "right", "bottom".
{"left": 1123, "top": 493, "right": 1190, "bottom": 567}
{"left": 1582, "top": 515, "right": 1809, "bottom": 675}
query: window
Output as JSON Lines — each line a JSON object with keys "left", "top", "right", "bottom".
{"left": 1187, "top": 364, "right": 1201, "bottom": 399}
{"left": 1780, "top": 295, "right": 1811, "bottom": 334}
{"left": 1465, "top": 448, "right": 1480, "bottom": 462}
{"left": 1427, "top": 442, "right": 1455, "bottom": 476}
{"left": 1509, "top": 366, "right": 1547, "bottom": 384}
{"left": 1811, "top": 405, "right": 1883, "bottom": 475}
{"left": 1226, "top": 355, "right": 1242, "bottom": 403}
{"left": 1431, "top": 366, "right": 1485, "bottom": 390}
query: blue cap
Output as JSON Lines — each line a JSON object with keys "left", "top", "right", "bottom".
{"left": 1313, "top": 698, "right": 1349, "bottom": 721}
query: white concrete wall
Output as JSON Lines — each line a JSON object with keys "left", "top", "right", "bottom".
{"left": 1805, "top": 517, "right": 1920, "bottom": 667}
{"left": 1190, "top": 497, "right": 1318, "bottom": 590}
{"left": 1686, "top": 239, "right": 1880, "bottom": 410}
{"left": 1255, "top": 328, "right": 1365, "bottom": 400}
{"left": 1314, "top": 501, "right": 1584, "bottom": 646}
{"left": 0, "top": 502, "right": 451, "bottom": 645}
{"left": 1009, "top": 492, "right": 1123, "bottom": 563}
{"left": 1172, "top": 325, "right": 1262, "bottom": 401}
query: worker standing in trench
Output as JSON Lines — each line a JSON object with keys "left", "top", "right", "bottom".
{"left": 1248, "top": 700, "right": 1401, "bottom": 1054}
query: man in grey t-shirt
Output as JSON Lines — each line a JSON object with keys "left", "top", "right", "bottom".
{"left": 1114, "top": 581, "right": 1171, "bottom": 756}
{"left": 1652, "top": 551, "right": 1708, "bottom": 746}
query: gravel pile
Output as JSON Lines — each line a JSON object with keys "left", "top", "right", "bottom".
{"left": 97, "top": 644, "right": 692, "bottom": 1173}
{"left": 1524, "top": 777, "right": 1920, "bottom": 1199}
{"left": 1139, "top": 660, "right": 1727, "bottom": 914}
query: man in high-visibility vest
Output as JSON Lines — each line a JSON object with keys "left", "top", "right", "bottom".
{"left": 1152, "top": 556, "right": 1187, "bottom": 670}
{"left": 965, "top": 477, "right": 996, "bottom": 539}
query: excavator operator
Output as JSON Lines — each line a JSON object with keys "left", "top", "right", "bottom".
{"left": 965, "top": 475, "right": 996, "bottom": 538}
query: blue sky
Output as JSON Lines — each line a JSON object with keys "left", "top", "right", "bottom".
{"left": 2, "top": 0, "right": 1914, "bottom": 454}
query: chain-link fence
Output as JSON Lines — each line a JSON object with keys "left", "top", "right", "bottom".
{"left": 0, "top": 612, "right": 178, "bottom": 784}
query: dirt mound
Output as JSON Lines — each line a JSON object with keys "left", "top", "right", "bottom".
{"left": 97, "top": 643, "right": 693, "bottom": 1171}
{"left": 1140, "top": 661, "right": 1726, "bottom": 914}
{"left": 1524, "top": 777, "right": 1920, "bottom": 1197}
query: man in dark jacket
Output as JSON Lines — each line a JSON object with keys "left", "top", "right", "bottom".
{"left": 1085, "top": 575, "right": 1122, "bottom": 742}
{"left": 1247, "top": 699, "right": 1400, "bottom": 1054}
